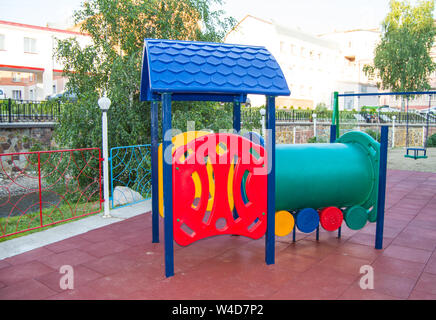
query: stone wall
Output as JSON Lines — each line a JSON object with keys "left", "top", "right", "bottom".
{"left": 0, "top": 124, "right": 56, "bottom": 177}
{"left": 276, "top": 122, "right": 436, "bottom": 147}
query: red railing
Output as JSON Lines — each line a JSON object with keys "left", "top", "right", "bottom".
{"left": 0, "top": 148, "right": 102, "bottom": 238}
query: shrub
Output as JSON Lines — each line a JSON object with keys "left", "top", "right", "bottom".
{"left": 427, "top": 133, "right": 436, "bottom": 147}
{"left": 364, "top": 129, "right": 381, "bottom": 142}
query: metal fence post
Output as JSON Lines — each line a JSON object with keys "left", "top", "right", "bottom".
{"left": 392, "top": 116, "right": 396, "bottom": 148}
{"left": 8, "top": 98, "right": 12, "bottom": 123}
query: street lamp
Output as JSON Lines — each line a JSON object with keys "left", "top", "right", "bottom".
{"left": 259, "top": 107, "right": 266, "bottom": 137}
{"left": 98, "top": 95, "right": 111, "bottom": 218}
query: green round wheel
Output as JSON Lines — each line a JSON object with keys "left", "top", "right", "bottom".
{"left": 344, "top": 206, "right": 368, "bottom": 230}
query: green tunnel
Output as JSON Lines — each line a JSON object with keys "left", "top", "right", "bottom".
{"left": 274, "top": 131, "right": 380, "bottom": 224}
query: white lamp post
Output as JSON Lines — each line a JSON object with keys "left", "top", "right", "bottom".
{"left": 259, "top": 107, "right": 266, "bottom": 137}
{"left": 98, "top": 95, "right": 111, "bottom": 218}
{"left": 392, "top": 115, "right": 396, "bottom": 148}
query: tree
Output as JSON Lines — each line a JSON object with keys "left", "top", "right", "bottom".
{"left": 363, "top": 0, "right": 436, "bottom": 93}
{"left": 54, "top": 0, "right": 238, "bottom": 150}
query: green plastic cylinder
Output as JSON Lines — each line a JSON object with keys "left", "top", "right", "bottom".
{"left": 275, "top": 131, "right": 379, "bottom": 212}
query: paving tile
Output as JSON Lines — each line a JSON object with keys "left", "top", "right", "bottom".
{"left": 348, "top": 232, "right": 393, "bottom": 248}
{"left": 0, "top": 279, "right": 57, "bottom": 300}
{"left": 0, "top": 260, "right": 11, "bottom": 270}
{"left": 371, "top": 256, "right": 425, "bottom": 280}
{"left": 0, "top": 261, "right": 54, "bottom": 286}
{"left": 4, "top": 247, "right": 54, "bottom": 266}
{"left": 424, "top": 256, "right": 436, "bottom": 275}
{"left": 80, "top": 239, "right": 131, "bottom": 258}
{"left": 317, "top": 253, "right": 374, "bottom": 276}
{"left": 391, "top": 231, "right": 436, "bottom": 251}
{"left": 362, "top": 272, "right": 416, "bottom": 299}
{"left": 332, "top": 242, "right": 382, "bottom": 261}
{"left": 36, "top": 249, "right": 97, "bottom": 270}
{"left": 408, "top": 290, "right": 436, "bottom": 300}
{"left": 339, "top": 284, "right": 399, "bottom": 300}
{"left": 381, "top": 245, "right": 432, "bottom": 264}
{"left": 44, "top": 236, "right": 94, "bottom": 253}
{"left": 413, "top": 273, "right": 436, "bottom": 295}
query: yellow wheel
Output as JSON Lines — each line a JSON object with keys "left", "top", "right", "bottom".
{"left": 275, "top": 210, "right": 295, "bottom": 237}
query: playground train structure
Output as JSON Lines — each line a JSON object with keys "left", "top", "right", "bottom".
{"left": 140, "top": 38, "right": 387, "bottom": 277}
{"left": 157, "top": 130, "right": 381, "bottom": 246}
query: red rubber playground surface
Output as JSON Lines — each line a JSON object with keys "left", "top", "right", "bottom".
{"left": 1, "top": 169, "right": 436, "bottom": 300}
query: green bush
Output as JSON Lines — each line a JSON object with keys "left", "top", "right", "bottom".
{"left": 364, "top": 129, "right": 381, "bottom": 142}
{"left": 427, "top": 133, "right": 436, "bottom": 147}
{"left": 307, "top": 136, "right": 327, "bottom": 143}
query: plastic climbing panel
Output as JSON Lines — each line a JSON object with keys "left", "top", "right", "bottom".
{"left": 172, "top": 133, "right": 267, "bottom": 246}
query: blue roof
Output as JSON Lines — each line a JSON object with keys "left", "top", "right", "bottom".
{"left": 140, "top": 39, "right": 290, "bottom": 102}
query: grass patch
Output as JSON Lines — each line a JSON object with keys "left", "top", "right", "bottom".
{"left": 0, "top": 201, "right": 101, "bottom": 242}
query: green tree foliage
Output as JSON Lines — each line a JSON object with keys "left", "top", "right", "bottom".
{"left": 363, "top": 0, "right": 436, "bottom": 92}
{"left": 54, "top": 0, "right": 237, "bottom": 150}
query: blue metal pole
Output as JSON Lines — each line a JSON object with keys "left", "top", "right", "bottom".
{"left": 109, "top": 148, "right": 113, "bottom": 209}
{"left": 151, "top": 100, "right": 159, "bottom": 243}
{"left": 375, "top": 125, "right": 388, "bottom": 250}
{"left": 162, "top": 93, "right": 174, "bottom": 277}
{"left": 292, "top": 225, "right": 296, "bottom": 243}
{"left": 233, "top": 98, "right": 241, "bottom": 220}
{"left": 233, "top": 98, "right": 241, "bottom": 134}
{"left": 330, "top": 124, "right": 341, "bottom": 239}
{"left": 265, "top": 96, "right": 276, "bottom": 265}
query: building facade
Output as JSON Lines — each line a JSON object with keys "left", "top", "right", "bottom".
{"left": 0, "top": 20, "right": 90, "bottom": 101}
{"left": 225, "top": 15, "right": 379, "bottom": 110}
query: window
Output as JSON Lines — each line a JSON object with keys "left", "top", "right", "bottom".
{"left": 24, "top": 37, "right": 37, "bottom": 53}
{"left": 29, "top": 89, "right": 34, "bottom": 100}
{"left": 290, "top": 44, "right": 296, "bottom": 55}
{"left": 12, "top": 73, "right": 21, "bottom": 82}
{"left": 52, "top": 84, "right": 56, "bottom": 94}
{"left": 0, "top": 34, "right": 4, "bottom": 50}
{"left": 12, "top": 90, "right": 22, "bottom": 100}
{"left": 29, "top": 73, "right": 34, "bottom": 82}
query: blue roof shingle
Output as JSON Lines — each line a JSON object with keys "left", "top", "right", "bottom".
{"left": 140, "top": 39, "right": 290, "bottom": 102}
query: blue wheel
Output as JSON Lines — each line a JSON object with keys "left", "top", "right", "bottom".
{"left": 296, "top": 208, "right": 319, "bottom": 233}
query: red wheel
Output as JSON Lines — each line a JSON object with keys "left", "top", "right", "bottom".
{"left": 319, "top": 207, "right": 343, "bottom": 231}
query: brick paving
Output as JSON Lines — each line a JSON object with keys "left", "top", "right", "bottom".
{"left": 0, "top": 169, "right": 436, "bottom": 300}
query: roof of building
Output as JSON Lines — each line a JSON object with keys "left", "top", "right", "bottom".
{"left": 274, "top": 23, "right": 340, "bottom": 50}
{"left": 0, "top": 20, "right": 88, "bottom": 36}
{"left": 140, "top": 39, "right": 290, "bottom": 102}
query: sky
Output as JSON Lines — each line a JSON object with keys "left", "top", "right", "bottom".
{"left": 0, "top": 0, "right": 433, "bottom": 34}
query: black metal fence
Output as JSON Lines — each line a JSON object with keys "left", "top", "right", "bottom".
{"left": 243, "top": 108, "right": 436, "bottom": 125}
{"left": 0, "top": 99, "right": 62, "bottom": 123}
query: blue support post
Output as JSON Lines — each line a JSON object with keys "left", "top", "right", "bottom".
{"left": 162, "top": 93, "right": 174, "bottom": 277}
{"left": 233, "top": 98, "right": 241, "bottom": 134}
{"left": 330, "top": 124, "right": 341, "bottom": 239}
{"left": 316, "top": 226, "right": 319, "bottom": 241}
{"left": 233, "top": 98, "right": 241, "bottom": 220}
{"left": 292, "top": 225, "right": 296, "bottom": 243}
{"left": 375, "top": 126, "right": 388, "bottom": 250}
{"left": 151, "top": 100, "right": 159, "bottom": 243}
{"left": 265, "top": 96, "right": 276, "bottom": 265}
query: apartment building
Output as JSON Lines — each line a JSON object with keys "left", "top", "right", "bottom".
{"left": 0, "top": 20, "right": 90, "bottom": 101}
{"left": 225, "top": 15, "right": 379, "bottom": 109}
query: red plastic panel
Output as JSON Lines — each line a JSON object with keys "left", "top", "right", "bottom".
{"left": 172, "top": 133, "right": 267, "bottom": 246}
{"left": 319, "top": 207, "right": 343, "bottom": 231}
